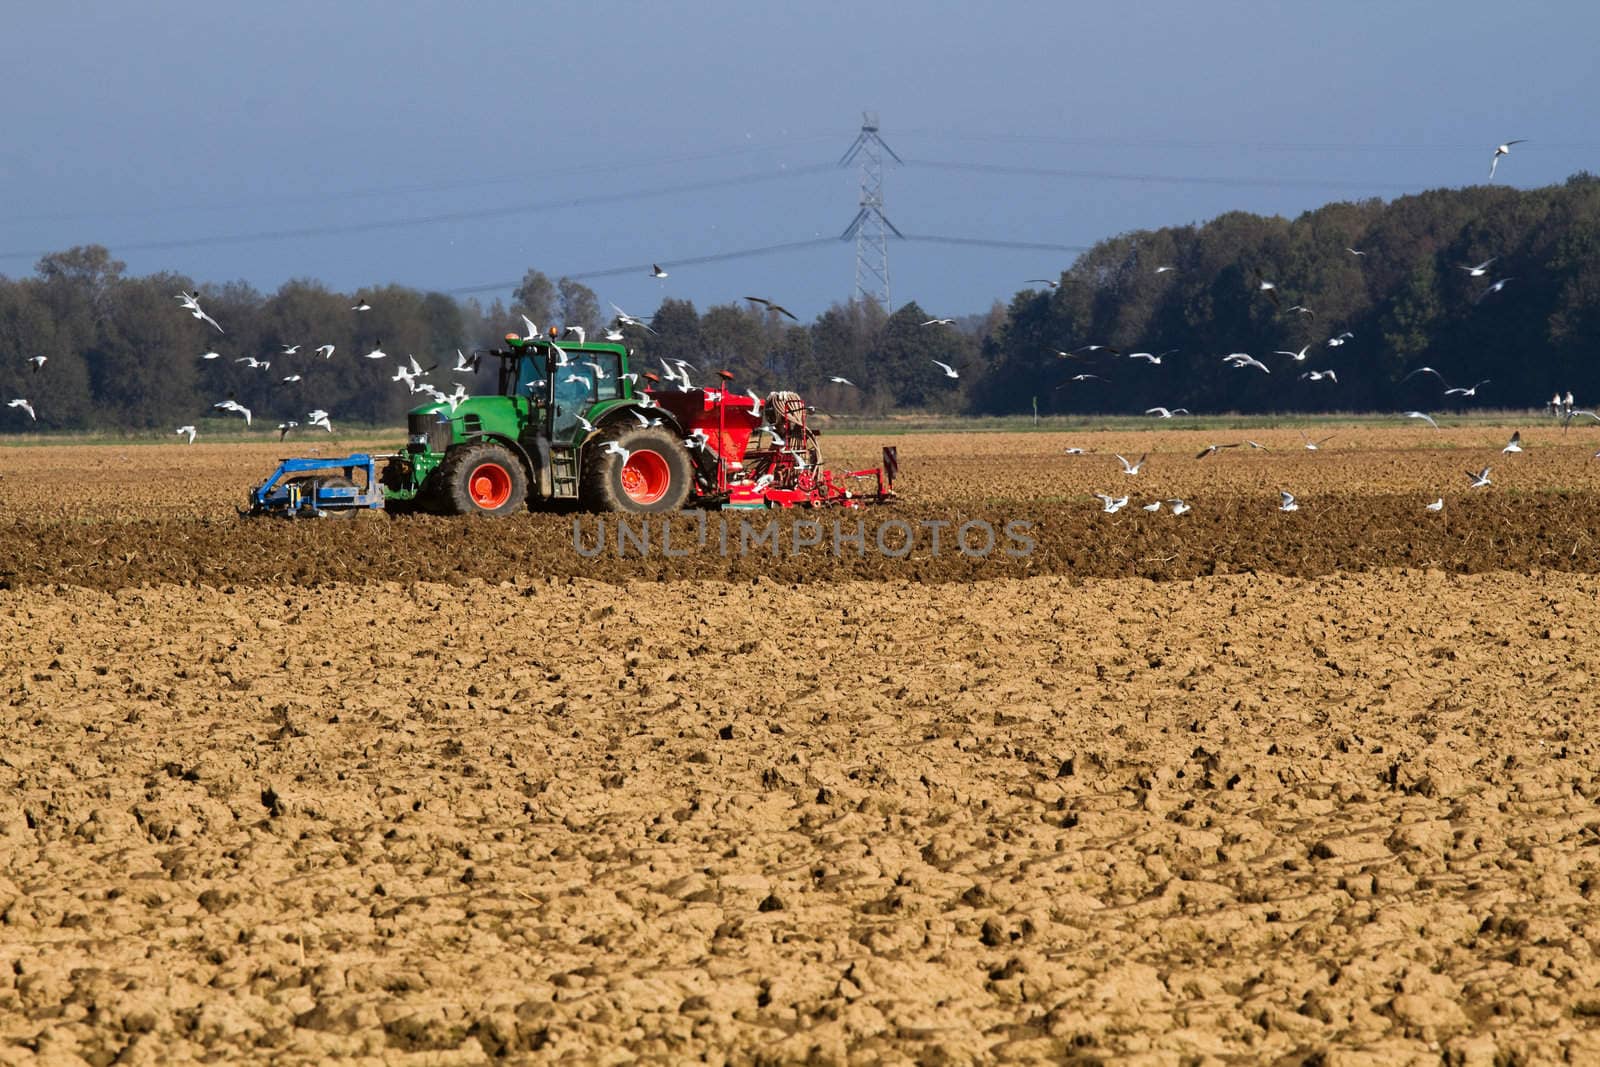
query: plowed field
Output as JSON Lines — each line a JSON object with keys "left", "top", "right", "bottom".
{"left": 2, "top": 426, "right": 1599, "bottom": 1064}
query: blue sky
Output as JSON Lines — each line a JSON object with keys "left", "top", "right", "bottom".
{"left": 3, "top": 1, "right": 1596, "bottom": 322}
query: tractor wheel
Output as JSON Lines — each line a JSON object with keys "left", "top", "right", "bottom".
{"left": 282, "top": 475, "right": 358, "bottom": 518}
{"left": 439, "top": 443, "right": 528, "bottom": 516}
{"left": 582, "top": 425, "right": 693, "bottom": 513}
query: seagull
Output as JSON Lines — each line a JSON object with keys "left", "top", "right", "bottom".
{"left": 1326, "top": 332, "right": 1355, "bottom": 347}
{"left": 1168, "top": 498, "right": 1191, "bottom": 515}
{"left": 1025, "top": 278, "right": 1060, "bottom": 288}
{"left": 1142, "top": 500, "right": 1162, "bottom": 512}
{"left": 650, "top": 263, "right": 669, "bottom": 279}
{"left": 1224, "top": 353, "right": 1271, "bottom": 374}
{"left": 931, "top": 359, "right": 959, "bottom": 379}
{"left": 1069, "top": 374, "right": 1102, "bottom": 382}
{"left": 212, "top": 399, "right": 250, "bottom": 425}
{"left": 1114, "top": 453, "right": 1148, "bottom": 475}
{"left": 563, "top": 326, "right": 586, "bottom": 345}
{"left": 276, "top": 421, "right": 299, "bottom": 440}
{"left": 198, "top": 349, "right": 222, "bottom": 360}
{"left": 315, "top": 344, "right": 335, "bottom": 359}
{"left": 308, "top": 410, "right": 334, "bottom": 432}
{"left": 575, "top": 414, "right": 595, "bottom": 434}
{"left": 604, "top": 327, "right": 625, "bottom": 341}
{"left": 1444, "top": 379, "right": 1490, "bottom": 397}
{"left": 1245, "top": 440, "right": 1269, "bottom": 451}
{"left": 176, "top": 290, "right": 223, "bottom": 332}
{"left": 453, "top": 349, "right": 479, "bottom": 374}
{"left": 520, "top": 315, "right": 539, "bottom": 341}
{"left": 1278, "top": 491, "right": 1300, "bottom": 512}
{"left": 1347, "top": 247, "right": 1366, "bottom": 257}
{"left": 351, "top": 297, "right": 372, "bottom": 311}
{"left": 1073, "top": 344, "right": 1120, "bottom": 356}
{"left": 581, "top": 360, "right": 610, "bottom": 380}
{"left": 745, "top": 297, "right": 799, "bottom": 321}
{"left": 281, "top": 374, "right": 303, "bottom": 383}
{"left": 1466, "top": 465, "right": 1492, "bottom": 488}
{"left": 1127, "top": 351, "right": 1165, "bottom": 364}
{"left": 1405, "top": 410, "right": 1440, "bottom": 429}
{"left": 611, "top": 304, "right": 656, "bottom": 333}
{"left": 550, "top": 342, "right": 570, "bottom": 368}
{"left": 27, "top": 355, "right": 46, "bottom": 373}
{"left": 363, "top": 342, "right": 387, "bottom": 360}
{"left": 1489, "top": 140, "right": 1527, "bottom": 181}
{"left": 1094, "top": 493, "right": 1130, "bottom": 513}
{"left": 235, "top": 356, "right": 270, "bottom": 369}
{"left": 1145, "top": 407, "right": 1189, "bottom": 419}
{"left": 921, "top": 317, "right": 956, "bottom": 327}
{"left": 281, "top": 344, "right": 301, "bottom": 356}
{"left": 1426, "top": 498, "right": 1444, "bottom": 512}
{"left": 1275, "top": 344, "right": 1312, "bottom": 363}
{"left": 442, "top": 384, "right": 469, "bottom": 412}
{"left": 1299, "top": 431, "right": 1336, "bottom": 450}
{"left": 1063, "top": 447, "right": 1089, "bottom": 455}
{"left": 1300, "top": 369, "right": 1338, "bottom": 384}
{"left": 1154, "top": 266, "right": 1177, "bottom": 274}
{"left": 1252, "top": 270, "right": 1281, "bottom": 307}
{"left": 829, "top": 376, "right": 856, "bottom": 386}
{"left": 1402, "top": 366, "right": 1448, "bottom": 386}
{"left": 174, "top": 425, "right": 195, "bottom": 443}
{"left": 1286, "top": 305, "right": 1315, "bottom": 317}
{"left": 1459, "top": 257, "right": 1496, "bottom": 277}
{"left": 1475, "top": 278, "right": 1514, "bottom": 304}
{"left": 6, "top": 398, "right": 35, "bottom": 420}
{"left": 602, "top": 441, "right": 631, "bottom": 462}
{"left": 562, "top": 373, "right": 590, "bottom": 386}
{"left": 1195, "top": 443, "right": 1240, "bottom": 459}
{"left": 1501, "top": 430, "right": 1523, "bottom": 454}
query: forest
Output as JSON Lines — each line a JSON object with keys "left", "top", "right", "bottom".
{"left": 2, "top": 175, "right": 1598, "bottom": 431}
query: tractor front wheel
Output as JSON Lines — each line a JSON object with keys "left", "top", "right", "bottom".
{"left": 582, "top": 425, "right": 693, "bottom": 513}
{"left": 439, "top": 443, "right": 528, "bottom": 516}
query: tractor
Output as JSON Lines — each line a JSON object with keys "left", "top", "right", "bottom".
{"left": 247, "top": 330, "right": 895, "bottom": 517}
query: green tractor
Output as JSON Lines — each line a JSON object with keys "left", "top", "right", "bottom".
{"left": 379, "top": 332, "right": 694, "bottom": 515}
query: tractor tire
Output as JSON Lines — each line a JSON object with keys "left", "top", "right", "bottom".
{"left": 439, "top": 443, "right": 529, "bottom": 516}
{"left": 582, "top": 425, "right": 694, "bottom": 514}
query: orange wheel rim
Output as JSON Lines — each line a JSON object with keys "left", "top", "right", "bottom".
{"left": 468, "top": 462, "right": 512, "bottom": 509}
{"left": 619, "top": 449, "right": 670, "bottom": 505}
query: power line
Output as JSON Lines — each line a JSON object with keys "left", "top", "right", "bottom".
{"left": 0, "top": 163, "right": 838, "bottom": 262}
{"left": 0, "top": 135, "right": 843, "bottom": 227}
{"left": 903, "top": 158, "right": 1424, "bottom": 194}
{"left": 441, "top": 231, "right": 1085, "bottom": 297}
{"left": 899, "top": 130, "right": 1600, "bottom": 153}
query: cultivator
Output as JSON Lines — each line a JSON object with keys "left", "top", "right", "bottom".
{"left": 246, "top": 334, "right": 895, "bottom": 517}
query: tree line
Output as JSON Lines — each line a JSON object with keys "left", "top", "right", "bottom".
{"left": 2, "top": 175, "right": 1597, "bottom": 431}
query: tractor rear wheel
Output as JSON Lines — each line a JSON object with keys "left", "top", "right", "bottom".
{"left": 582, "top": 425, "right": 693, "bottom": 513}
{"left": 439, "top": 443, "right": 528, "bottom": 516}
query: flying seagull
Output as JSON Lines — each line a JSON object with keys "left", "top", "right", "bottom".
{"left": 27, "top": 355, "right": 46, "bottom": 373}
{"left": 1300, "top": 369, "right": 1338, "bottom": 383}
{"left": 1475, "top": 278, "right": 1514, "bottom": 304}
{"left": 745, "top": 296, "right": 799, "bottom": 321}
{"left": 563, "top": 326, "right": 586, "bottom": 344}
{"left": 177, "top": 290, "right": 224, "bottom": 333}
{"left": 650, "top": 263, "right": 669, "bottom": 279}
{"left": 1153, "top": 266, "right": 1177, "bottom": 274}
{"left": 1025, "top": 278, "right": 1060, "bottom": 288}
{"left": 212, "top": 398, "right": 251, "bottom": 425}
{"left": 174, "top": 425, "right": 196, "bottom": 444}
{"left": 829, "top": 376, "right": 855, "bottom": 386}
{"left": 1224, "top": 352, "right": 1271, "bottom": 373}
{"left": 1114, "top": 452, "right": 1148, "bottom": 475}
{"left": 931, "top": 359, "right": 959, "bottom": 379}
{"left": 351, "top": 296, "right": 372, "bottom": 311}
{"left": 1094, "top": 493, "right": 1130, "bottom": 513}
{"left": 1252, "top": 270, "right": 1281, "bottom": 307}
{"left": 315, "top": 344, "right": 335, "bottom": 359}
{"left": 281, "top": 344, "right": 301, "bottom": 355}
{"left": 1195, "top": 443, "right": 1241, "bottom": 459}
{"left": 1168, "top": 498, "right": 1191, "bottom": 515}
{"left": 1401, "top": 366, "right": 1448, "bottom": 386}
{"left": 1347, "top": 247, "right": 1366, "bottom": 257}
{"left": 1275, "top": 344, "right": 1311, "bottom": 363}
{"left": 1444, "top": 379, "right": 1490, "bottom": 397}
{"left": 363, "top": 341, "right": 387, "bottom": 360}
{"left": 1501, "top": 430, "right": 1523, "bottom": 454}
{"left": 1467, "top": 465, "right": 1492, "bottom": 489}
{"left": 1459, "top": 257, "right": 1496, "bottom": 277}
{"left": 920, "top": 318, "right": 956, "bottom": 327}
{"left": 1286, "top": 305, "right": 1315, "bottom": 317}
{"left": 602, "top": 441, "right": 631, "bottom": 463}
{"left": 1326, "top": 331, "right": 1355, "bottom": 347}
{"left": 520, "top": 315, "right": 539, "bottom": 340}
{"left": 8, "top": 398, "right": 36, "bottom": 420}
{"left": 1489, "top": 140, "right": 1527, "bottom": 181}
{"left": 1299, "top": 431, "right": 1337, "bottom": 451}
{"left": 1405, "top": 410, "right": 1440, "bottom": 429}
{"left": 1278, "top": 490, "right": 1300, "bottom": 512}
{"left": 1144, "top": 406, "right": 1189, "bottom": 418}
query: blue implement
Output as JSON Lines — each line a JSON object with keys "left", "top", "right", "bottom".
{"left": 247, "top": 453, "right": 391, "bottom": 517}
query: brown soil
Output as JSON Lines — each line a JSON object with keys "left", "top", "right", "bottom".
{"left": 1, "top": 430, "right": 1599, "bottom": 1064}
